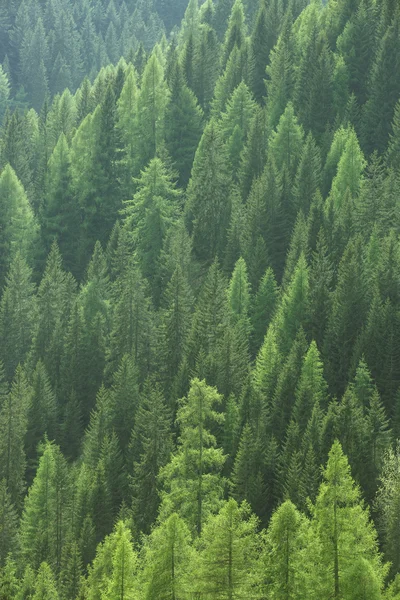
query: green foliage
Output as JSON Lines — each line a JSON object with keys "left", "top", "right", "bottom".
{"left": 159, "top": 378, "right": 226, "bottom": 534}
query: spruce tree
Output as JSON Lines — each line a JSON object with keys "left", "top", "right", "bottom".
{"left": 0, "top": 366, "right": 31, "bottom": 508}
{"left": 130, "top": 381, "right": 173, "bottom": 535}
{"left": 185, "top": 120, "right": 231, "bottom": 262}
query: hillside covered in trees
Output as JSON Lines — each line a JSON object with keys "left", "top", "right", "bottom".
{"left": 1, "top": 0, "right": 400, "bottom": 597}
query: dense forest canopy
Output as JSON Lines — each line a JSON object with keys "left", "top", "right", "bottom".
{"left": 1, "top": 0, "right": 400, "bottom": 597}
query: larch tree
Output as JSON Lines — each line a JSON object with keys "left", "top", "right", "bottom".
{"left": 159, "top": 378, "right": 226, "bottom": 535}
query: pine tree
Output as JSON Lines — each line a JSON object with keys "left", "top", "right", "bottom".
{"left": 108, "top": 260, "right": 153, "bottom": 383}
{"left": 30, "top": 242, "right": 76, "bottom": 390}
{"left": 375, "top": 443, "right": 400, "bottom": 578}
{"left": 130, "top": 382, "right": 173, "bottom": 535}
{"left": 0, "top": 366, "right": 30, "bottom": 508}
{"left": 141, "top": 513, "right": 192, "bottom": 599}
{"left": 122, "top": 157, "right": 181, "bottom": 302}
{"left": 0, "top": 252, "right": 36, "bottom": 382}
{"left": 135, "top": 50, "right": 170, "bottom": 171}
{"left": 32, "top": 563, "right": 59, "bottom": 600}
{"left": 265, "top": 10, "right": 296, "bottom": 129}
{"left": 159, "top": 378, "right": 226, "bottom": 534}
{"left": 250, "top": 267, "right": 279, "bottom": 356}
{"left": 221, "top": 0, "right": 247, "bottom": 70}
{"left": 307, "top": 441, "right": 387, "bottom": 600}
{"left": 185, "top": 120, "right": 232, "bottom": 262}
{"left": 0, "top": 480, "right": 18, "bottom": 566}
{"left": 41, "top": 134, "right": 80, "bottom": 275}
{"left": 194, "top": 498, "right": 260, "bottom": 597}
{"left": 19, "top": 441, "right": 69, "bottom": 573}
{"left": 291, "top": 340, "right": 327, "bottom": 432}
{"left": 362, "top": 10, "right": 400, "bottom": 155}
{"left": 0, "top": 164, "right": 38, "bottom": 284}
{"left": 165, "top": 59, "right": 203, "bottom": 187}
{"left": 262, "top": 500, "right": 305, "bottom": 600}
{"left": 250, "top": 0, "right": 281, "bottom": 103}
{"left": 273, "top": 253, "right": 310, "bottom": 355}
{"left": 103, "top": 521, "right": 138, "bottom": 600}
{"left": 160, "top": 265, "right": 193, "bottom": 398}
{"left": 25, "top": 361, "right": 57, "bottom": 482}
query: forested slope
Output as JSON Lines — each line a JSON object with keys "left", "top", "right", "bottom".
{"left": 1, "top": 0, "right": 400, "bottom": 597}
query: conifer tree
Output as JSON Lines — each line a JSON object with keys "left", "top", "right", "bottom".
{"left": 292, "top": 341, "right": 328, "bottom": 433}
{"left": 159, "top": 379, "right": 226, "bottom": 534}
{"left": 26, "top": 361, "right": 57, "bottom": 480}
{"left": 0, "top": 252, "right": 36, "bottom": 382}
{"left": 362, "top": 10, "right": 400, "bottom": 155}
{"left": 160, "top": 265, "right": 193, "bottom": 398}
{"left": 103, "top": 521, "right": 138, "bottom": 600}
{"left": 0, "top": 164, "right": 38, "bottom": 283}
{"left": 165, "top": 59, "right": 203, "bottom": 187}
{"left": 19, "top": 441, "right": 69, "bottom": 574}
{"left": 262, "top": 500, "right": 305, "bottom": 600}
{"left": 185, "top": 120, "right": 232, "bottom": 262}
{"left": 0, "top": 479, "right": 18, "bottom": 566}
{"left": 41, "top": 133, "right": 79, "bottom": 275}
{"left": 32, "top": 563, "right": 59, "bottom": 600}
{"left": 266, "top": 10, "right": 296, "bottom": 129}
{"left": 194, "top": 498, "right": 260, "bottom": 597}
{"left": 273, "top": 253, "right": 310, "bottom": 355}
{"left": 141, "top": 513, "right": 192, "bottom": 599}
{"left": 0, "top": 366, "right": 30, "bottom": 508}
{"left": 122, "top": 157, "right": 181, "bottom": 302}
{"left": 250, "top": 267, "right": 279, "bottom": 356}
{"left": 130, "top": 381, "right": 173, "bottom": 535}
{"left": 135, "top": 50, "right": 170, "bottom": 171}
{"left": 307, "top": 441, "right": 387, "bottom": 600}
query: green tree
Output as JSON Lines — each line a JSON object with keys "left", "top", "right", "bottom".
{"left": 0, "top": 366, "right": 31, "bottom": 507}
{"left": 195, "top": 498, "right": 260, "bottom": 598}
{"left": 165, "top": 59, "right": 203, "bottom": 186}
{"left": 375, "top": 443, "right": 400, "bottom": 578}
{"left": 103, "top": 521, "right": 138, "bottom": 600}
{"left": 19, "top": 441, "right": 69, "bottom": 573}
{"left": 0, "top": 252, "right": 36, "bottom": 382}
{"left": 250, "top": 267, "right": 279, "bottom": 356}
{"left": 159, "top": 379, "right": 226, "bottom": 534}
{"left": 292, "top": 341, "right": 328, "bottom": 433}
{"left": 307, "top": 441, "right": 387, "bottom": 600}
{"left": 141, "top": 513, "right": 192, "bottom": 600}
{"left": 122, "top": 157, "right": 181, "bottom": 302}
{"left": 185, "top": 120, "right": 232, "bottom": 262}
{"left": 135, "top": 50, "right": 170, "bottom": 171}
{"left": 266, "top": 10, "right": 296, "bottom": 129}
{"left": 0, "top": 480, "right": 18, "bottom": 566}
{"left": 0, "top": 165, "right": 38, "bottom": 284}
{"left": 32, "top": 563, "right": 59, "bottom": 600}
{"left": 41, "top": 134, "right": 80, "bottom": 275}
{"left": 262, "top": 500, "right": 305, "bottom": 600}
{"left": 130, "top": 382, "right": 173, "bottom": 535}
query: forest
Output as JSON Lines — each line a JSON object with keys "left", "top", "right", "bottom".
{"left": 0, "top": 0, "right": 400, "bottom": 597}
